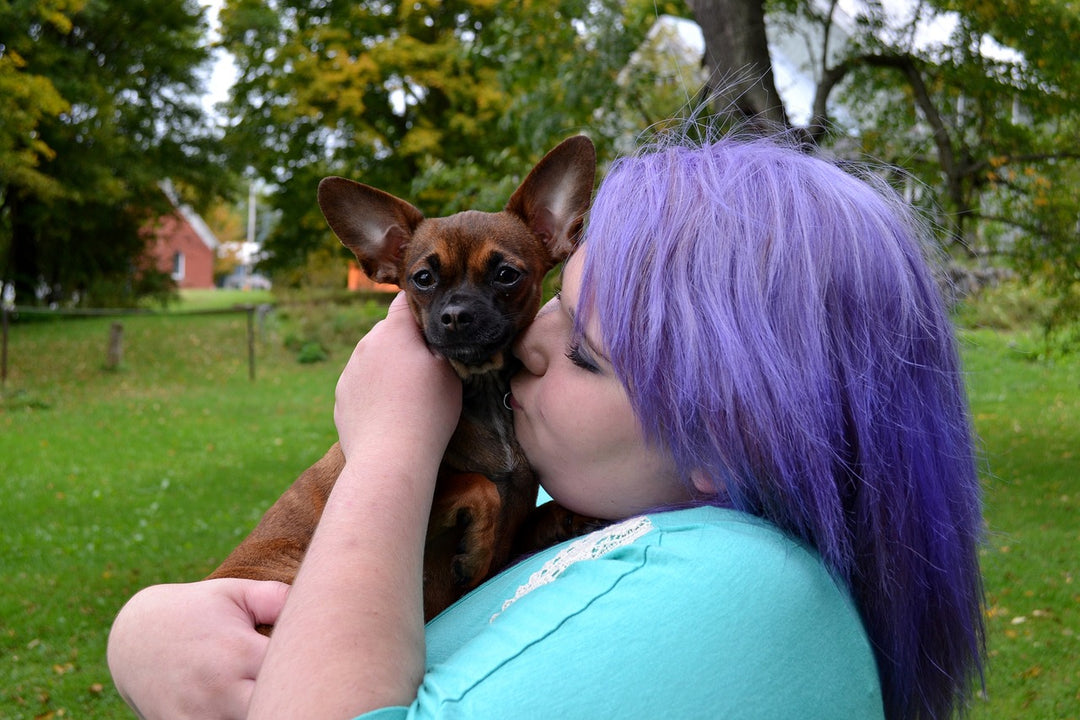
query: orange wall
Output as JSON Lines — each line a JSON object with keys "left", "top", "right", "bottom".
{"left": 347, "top": 261, "right": 399, "bottom": 293}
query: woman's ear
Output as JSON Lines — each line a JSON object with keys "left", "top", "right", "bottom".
{"left": 689, "top": 469, "right": 716, "bottom": 496}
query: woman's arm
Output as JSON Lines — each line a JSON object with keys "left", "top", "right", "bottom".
{"left": 247, "top": 293, "right": 462, "bottom": 720}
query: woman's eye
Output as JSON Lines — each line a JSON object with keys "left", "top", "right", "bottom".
{"left": 565, "top": 342, "right": 601, "bottom": 373}
{"left": 494, "top": 266, "right": 522, "bottom": 287}
{"left": 412, "top": 269, "right": 436, "bottom": 289}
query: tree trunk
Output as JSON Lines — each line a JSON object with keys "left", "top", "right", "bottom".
{"left": 687, "top": 0, "right": 790, "bottom": 130}
{"left": 7, "top": 193, "right": 42, "bottom": 306}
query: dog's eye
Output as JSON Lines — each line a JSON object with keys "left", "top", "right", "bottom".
{"left": 412, "top": 269, "right": 436, "bottom": 289}
{"left": 494, "top": 266, "right": 522, "bottom": 287}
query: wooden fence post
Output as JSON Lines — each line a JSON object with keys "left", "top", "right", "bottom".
{"left": 105, "top": 321, "right": 124, "bottom": 371}
{"left": 1, "top": 306, "right": 8, "bottom": 391}
{"left": 246, "top": 305, "right": 255, "bottom": 381}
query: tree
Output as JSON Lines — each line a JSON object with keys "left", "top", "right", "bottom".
{"left": 0, "top": 0, "right": 78, "bottom": 203}
{"left": 687, "top": 0, "right": 1079, "bottom": 319}
{"left": 216, "top": 0, "right": 683, "bottom": 281}
{"left": 687, "top": 0, "right": 789, "bottom": 128}
{"left": 0, "top": 0, "right": 229, "bottom": 306}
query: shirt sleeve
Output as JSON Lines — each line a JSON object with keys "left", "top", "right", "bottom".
{"left": 355, "top": 513, "right": 883, "bottom": 720}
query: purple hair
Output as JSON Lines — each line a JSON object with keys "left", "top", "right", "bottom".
{"left": 578, "top": 136, "right": 984, "bottom": 720}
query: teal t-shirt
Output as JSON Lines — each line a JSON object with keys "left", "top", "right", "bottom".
{"left": 355, "top": 506, "right": 884, "bottom": 719}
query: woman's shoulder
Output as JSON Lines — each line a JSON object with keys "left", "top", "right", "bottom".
{"left": 637, "top": 507, "right": 862, "bottom": 629}
{"left": 645, "top": 505, "right": 829, "bottom": 576}
{"left": 646, "top": 503, "right": 805, "bottom": 548}
{"left": 566, "top": 505, "right": 831, "bottom": 583}
{"left": 580, "top": 506, "right": 845, "bottom": 606}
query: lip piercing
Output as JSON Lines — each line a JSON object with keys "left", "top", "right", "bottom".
{"left": 503, "top": 392, "right": 513, "bottom": 410}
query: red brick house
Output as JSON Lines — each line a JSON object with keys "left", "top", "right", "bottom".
{"left": 145, "top": 182, "right": 220, "bottom": 289}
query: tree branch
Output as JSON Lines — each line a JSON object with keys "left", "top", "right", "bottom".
{"left": 813, "top": 53, "right": 955, "bottom": 178}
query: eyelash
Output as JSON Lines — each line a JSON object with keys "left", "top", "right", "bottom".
{"left": 565, "top": 342, "right": 601, "bottom": 373}
{"left": 553, "top": 291, "right": 601, "bottom": 373}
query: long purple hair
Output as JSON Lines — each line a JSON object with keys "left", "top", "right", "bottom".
{"left": 577, "top": 135, "right": 984, "bottom": 720}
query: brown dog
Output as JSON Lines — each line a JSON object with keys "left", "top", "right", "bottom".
{"left": 207, "top": 136, "right": 597, "bottom": 621}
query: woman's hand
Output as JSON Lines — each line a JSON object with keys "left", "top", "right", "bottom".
{"left": 334, "top": 292, "right": 462, "bottom": 468}
{"left": 107, "top": 578, "right": 289, "bottom": 720}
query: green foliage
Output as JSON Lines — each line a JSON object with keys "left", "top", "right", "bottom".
{"left": 1005, "top": 153, "right": 1080, "bottom": 322}
{"left": 276, "top": 294, "right": 391, "bottom": 362}
{"left": 217, "top": 0, "right": 657, "bottom": 273}
{"left": 953, "top": 279, "right": 1055, "bottom": 332}
{"left": 807, "top": 0, "right": 1078, "bottom": 240}
{"left": 272, "top": 242, "right": 353, "bottom": 291}
{"left": 0, "top": 0, "right": 234, "bottom": 307}
{"left": 295, "top": 341, "right": 328, "bottom": 363}
{"left": 0, "top": 0, "right": 77, "bottom": 201}
{"left": 955, "top": 278, "right": 1080, "bottom": 358}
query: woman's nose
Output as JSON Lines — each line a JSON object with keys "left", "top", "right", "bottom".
{"left": 512, "top": 296, "right": 558, "bottom": 375}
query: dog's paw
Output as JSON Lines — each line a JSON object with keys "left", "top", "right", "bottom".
{"left": 448, "top": 507, "right": 479, "bottom": 587}
{"left": 426, "top": 473, "right": 501, "bottom": 595}
{"left": 451, "top": 507, "right": 496, "bottom": 589}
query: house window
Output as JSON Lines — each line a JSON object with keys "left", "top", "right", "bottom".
{"left": 172, "top": 251, "right": 186, "bottom": 281}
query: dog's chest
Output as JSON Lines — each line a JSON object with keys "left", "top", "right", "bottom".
{"left": 442, "top": 373, "right": 523, "bottom": 481}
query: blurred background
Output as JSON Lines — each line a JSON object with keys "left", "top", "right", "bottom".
{"left": 2, "top": 0, "right": 1077, "bottom": 717}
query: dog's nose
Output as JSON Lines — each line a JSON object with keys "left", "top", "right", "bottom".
{"left": 440, "top": 304, "right": 475, "bottom": 332}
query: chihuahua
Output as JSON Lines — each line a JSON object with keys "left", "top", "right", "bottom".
{"left": 208, "top": 136, "right": 598, "bottom": 620}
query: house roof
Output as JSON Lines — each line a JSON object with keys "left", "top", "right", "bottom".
{"left": 158, "top": 179, "right": 220, "bottom": 252}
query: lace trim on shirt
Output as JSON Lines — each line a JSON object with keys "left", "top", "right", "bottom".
{"left": 491, "top": 515, "right": 654, "bottom": 622}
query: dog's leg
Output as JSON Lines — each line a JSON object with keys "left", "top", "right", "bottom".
{"left": 421, "top": 472, "right": 502, "bottom": 620}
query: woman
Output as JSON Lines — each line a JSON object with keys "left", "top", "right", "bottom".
{"left": 108, "top": 134, "right": 985, "bottom": 720}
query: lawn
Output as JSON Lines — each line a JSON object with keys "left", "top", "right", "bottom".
{"left": 961, "top": 328, "right": 1080, "bottom": 718}
{"left": 1, "top": 290, "right": 1077, "bottom": 718}
{"left": 1, "top": 294, "right": 376, "bottom": 718}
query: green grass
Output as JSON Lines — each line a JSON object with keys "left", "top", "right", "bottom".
{"left": 961, "top": 329, "right": 1080, "bottom": 719}
{"left": 1, "top": 298, "right": 378, "bottom": 718}
{"left": 173, "top": 287, "right": 275, "bottom": 312}
{"left": 1, "top": 290, "right": 1078, "bottom": 718}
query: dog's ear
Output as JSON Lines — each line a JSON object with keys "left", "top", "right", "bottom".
{"left": 317, "top": 177, "right": 425, "bottom": 285}
{"left": 505, "top": 136, "right": 596, "bottom": 264}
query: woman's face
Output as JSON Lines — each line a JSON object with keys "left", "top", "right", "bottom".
{"left": 509, "top": 250, "right": 691, "bottom": 520}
